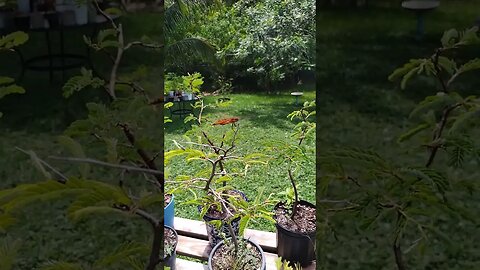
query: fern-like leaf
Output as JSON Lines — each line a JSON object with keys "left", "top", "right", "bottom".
{"left": 397, "top": 123, "right": 431, "bottom": 143}
{"left": 39, "top": 261, "right": 83, "bottom": 270}
{"left": 94, "top": 242, "right": 149, "bottom": 267}
{"left": 0, "top": 237, "right": 21, "bottom": 270}
{"left": 57, "top": 135, "right": 90, "bottom": 178}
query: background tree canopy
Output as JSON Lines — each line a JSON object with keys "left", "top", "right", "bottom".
{"left": 165, "top": 0, "right": 316, "bottom": 90}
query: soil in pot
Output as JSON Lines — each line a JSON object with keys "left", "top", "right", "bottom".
{"left": 164, "top": 193, "right": 172, "bottom": 207}
{"left": 209, "top": 239, "right": 265, "bottom": 270}
{"left": 164, "top": 225, "right": 178, "bottom": 270}
{"left": 274, "top": 200, "right": 316, "bottom": 267}
{"left": 202, "top": 190, "right": 247, "bottom": 247}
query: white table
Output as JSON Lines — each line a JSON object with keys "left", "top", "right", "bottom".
{"left": 291, "top": 92, "right": 304, "bottom": 106}
{"left": 401, "top": 1, "right": 440, "bottom": 39}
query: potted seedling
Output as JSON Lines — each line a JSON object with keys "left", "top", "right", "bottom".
{"left": 164, "top": 225, "right": 178, "bottom": 270}
{"left": 207, "top": 186, "right": 274, "bottom": 270}
{"left": 268, "top": 101, "right": 316, "bottom": 267}
{"left": 208, "top": 232, "right": 266, "bottom": 270}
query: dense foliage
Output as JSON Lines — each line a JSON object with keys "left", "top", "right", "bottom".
{"left": 166, "top": 0, "right": 315, "bottom": 89}
{"left": 318, "top": 26, "right": 480, "bottom": 270}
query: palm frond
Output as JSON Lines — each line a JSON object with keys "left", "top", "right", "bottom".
{"left": 166, "top": 37, "right": 219, "bottom": 68}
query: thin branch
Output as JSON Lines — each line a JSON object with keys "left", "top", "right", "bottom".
{"left": 107, "top": 24, "right": 125, "bottom": 100}
{"left": 288, "top": 168, "right": 299, "bottom": 218}
{"left": 93, "top": 0, "right": 118, "bottom": 30}
{"left": 432, "top": 49, "right": 448, "bottom": 93}
{"left": 118, "top": 123, "right": 163, "bottom": 189}
{"left": 48, "top": 156, "right": 163, "bottom": 176}
{"left": 125, "top": 41, "right": 164, "bottom": 51}
{"left": 425, "top": 102, "right": 462, "bottom": 167}
{"left": 16, "top": 147, "right": 68, "bottom": 183}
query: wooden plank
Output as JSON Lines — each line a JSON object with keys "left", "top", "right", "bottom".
{"left": 176, "top": 235, "right": 211, "bottom": 260}
{"left": 176, "top": 234, "right": 317, "bottom": 270}
{"left": 176, "top": 258, "right": 207, "bottom": 270}
{"left": 174, "top": 217, "right": 277, "bottom": 253}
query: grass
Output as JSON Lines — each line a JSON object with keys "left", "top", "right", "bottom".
{"left": 317, "top": 1, "right": 480, "bottom": 269}
{"left": 164, "top": 85, "right": 316, "bottom": 232}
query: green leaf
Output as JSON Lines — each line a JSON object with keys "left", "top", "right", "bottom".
{"left": 397, "top": 123, "right": 431, "bottom": 143}
{"left": 0, "top": 215, "right": 16, "bottom": 233}
{"left": 0, "top": 84, "right": 25, "bottom": 99}
{"left": 137, "top": 193, "right": 163, "bottom": 208}
{"left": 448, "top": 108, "right": 480, "bottom": 135}
{"left": 457, "top": 58, "right": 480, "bottom": 74}
{"left": 63, "top": 68, "right": 104, "bottom": 98}
{"left": 441, "top": 29, "right": 458, "bottom": 48}
{"left": 104, "top": 137, "right": 119, "bottom": 164}
{"left": 0, "top": 77, "right": 14, "bottom": 85}
{"left": 388, "top": 59, "right": 422, "bottom": 82}
{"left": 0, "top": 31, "right": 29, "bottom": 50}
{"left": 97, "top": 29, "right": 118, "bottom": 43}
{"left": 409, "top": 93, "right": 452, "bottom": 119}
{"left": 69, "top": 206, "right": 126, "bottom": 222}
{"left": 0, "top": 237, "right": 21, "bottom": 270}
{"left": 39, "top": 262, "right": 83, "bottom": 270}
{"left": 437, "top": 56, "right": 456, "bottom": 75}
{"left": 94, "top": 242, "right": 149, "bottom": 267}
{"left": 401, "top": 66, "right": 420, "bottom": 90}
{"left": 238, "top": 216, "right": 250, "bottom": 236}
{"left": 399, "top": 167, "right": 449, "bottom": 197}
{"left": 57, "top": 135, "right": 90, "bottom": 178}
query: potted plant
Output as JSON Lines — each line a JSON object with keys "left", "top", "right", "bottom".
{"left": 268, "top": 101, "right": 316, "bottom": 266}
{"left": 273, "top": 170, "right": 316, "bottom": 267}
{"left": 165, "top": 95, "right": 270, "bottom": 247}
{"left": 208, "top": 236, "right": 266, "bottom": 270}
{"left": 207, "top": 186, "right": 274, "bottom": 270}
{"left": 164, "top": 225, "right": 178, "bottom": 270}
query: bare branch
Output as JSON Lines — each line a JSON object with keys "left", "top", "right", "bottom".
{"left": 48, "top": 156, "right": 163, "bottom": 176}
{"left": 16, "top": 147, "right": 68, "bottom": 183}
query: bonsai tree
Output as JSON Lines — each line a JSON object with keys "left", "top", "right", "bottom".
{"left": 208, "top": 185, "right": 275, "bottom": 270}
{"left": 265, "top": 100, "right": 316, "bottom": 266}
{"left": 165, "top": 108, "right": 273, "bottom": 246}
{"left": 319, "top": 27, "right": 480, "bottom": 270}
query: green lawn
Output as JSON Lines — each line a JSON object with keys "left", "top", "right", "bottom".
{"left": 164, "top": 85, "right": 316, "bottom": 232}
{"left": 317, "top": 2, "right": 480, "bottom": 269}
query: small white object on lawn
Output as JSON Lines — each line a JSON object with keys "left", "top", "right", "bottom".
{"left": 291, "top": 91, "right": 304, "bottom": 105}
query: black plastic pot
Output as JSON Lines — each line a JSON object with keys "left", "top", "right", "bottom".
{"left": 164, "top": 225, "right": 178, "bottom": 270}
{"left": 274, "top": 200, "right": 316, "bottom": 267}
{"left": 208, "top": 238, "right": 266, "bottom": 270}
{"left": 200, "top": 190, "right": 248, "bottom": 247}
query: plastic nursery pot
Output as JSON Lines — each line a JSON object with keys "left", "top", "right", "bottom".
{"left": 164, "top": 225, "right": 178, "bottom": 270}
{"left": 199, "top": 190, "right": 248, "bottom": 247}
{"left": 208, "top": 238, "right": 266, "bottom": 270}
{"left": 164, "top": 194, "right": 175, "bottom": 228}
{"left": 274, "top": 200, "right": 316, "bottom": 267}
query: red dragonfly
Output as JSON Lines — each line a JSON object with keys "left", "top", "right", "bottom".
{"left": 213, "top": 117, "right": 239, "bottom": 125}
